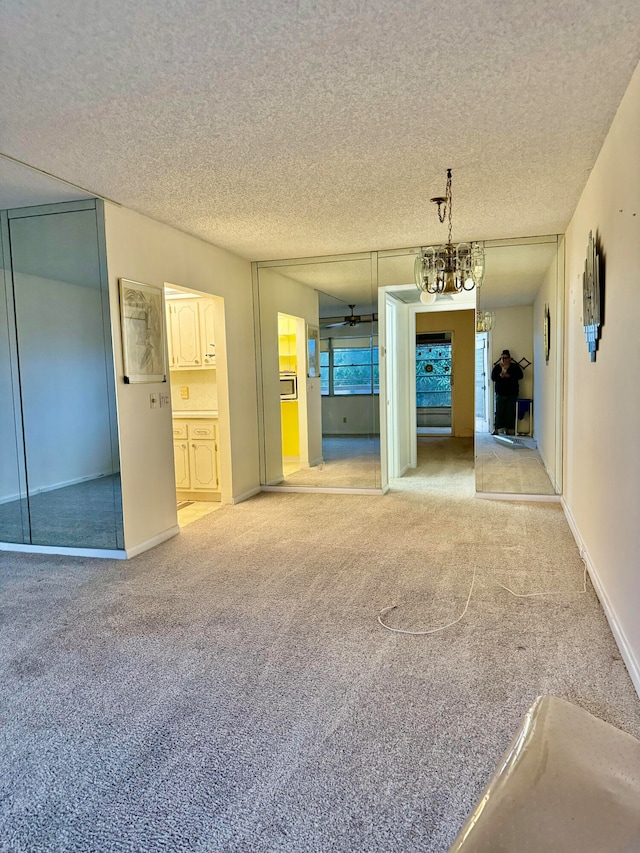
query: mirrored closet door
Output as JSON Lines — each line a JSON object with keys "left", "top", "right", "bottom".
{"left": 0, "top": 200, "right": 123, "bottom": 550}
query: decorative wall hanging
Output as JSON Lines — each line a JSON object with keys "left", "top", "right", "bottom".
{"left": 544, "top": 303, "right": 551, "bottom": 363}
{"left": 306, "top": 324, "right": 320, "bottom": 378}
{"left": 582, "top": 231, "right": 602, "bottom": 362}
{"left": 119, "top": 278, "right": 167, "bottom": 383}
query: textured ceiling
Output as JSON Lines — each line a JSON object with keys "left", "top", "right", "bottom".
{"left": 1, "top": 0, "right": 639, "bottom": 262}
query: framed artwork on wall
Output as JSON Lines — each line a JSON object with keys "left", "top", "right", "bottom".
{"left": 582, "top": 230, "right": 602, "bottom": 362}
{"left": 119, "top": 278, "right": 167, "bottom": 383}
{"left": 307, "top": 324, "right": 320, "bottom": 378}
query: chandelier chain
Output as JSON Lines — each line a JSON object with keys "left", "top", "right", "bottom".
{"left": 445, "top": 167, "right": 453, "bottom": 244}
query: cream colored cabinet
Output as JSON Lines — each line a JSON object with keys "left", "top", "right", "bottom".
{"left": 199, "top": 299, "right": 216, "bottom": 366}
{"left": 167, "top": 300, "right": 201, "bottom": 368}
{"left": 173, "top": 439, "right": 191, "bottom": 488}
{"left": 173, "top": 418, "right": 220, "bottom": 496}
{"left": 166, "top": 297, "right": 216, "bottom": 370}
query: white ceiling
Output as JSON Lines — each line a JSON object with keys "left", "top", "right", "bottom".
{"left": 1, "top": 0, "right": 639, "bottom": 264}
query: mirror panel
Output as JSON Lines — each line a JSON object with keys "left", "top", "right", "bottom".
{"left": 0, "top": 217, "right": 29, "bottom": 543}
{"left": 475, "top": 238, "right": 562, "bottom": 495}
{"left": 257, "top": 255, "right": 380, "bottom": 489}
{"left": 1, "top": 203, "right": 123, "bottom": 549}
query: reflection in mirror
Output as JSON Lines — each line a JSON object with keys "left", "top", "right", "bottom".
{"left": 257, "top": 255, "right": 380, "bottom": 489}
{"left": 0, "top": 223, "right": 28, "bottom": 543}
{"left": 377, "top": 250, "right": 476, "bottom": 489}
{"left": 475, "top": 237, "right": 563, "bottom": 495}
{"left": 0, "top": 203, "right": 123, "bottom": 550}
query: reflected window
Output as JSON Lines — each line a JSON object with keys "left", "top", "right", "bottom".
{"left": 321, "top": 337, "right": 378, "bottom": 395}
{"left": 320, "top": 347, "right": 330, "bottom": 395}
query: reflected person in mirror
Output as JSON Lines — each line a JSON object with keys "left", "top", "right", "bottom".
{"left": 491, "top": 350, "right": 523, "bottom": 435}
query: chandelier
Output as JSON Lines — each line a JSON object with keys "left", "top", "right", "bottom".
{"left": 476, "top": 310, "right": 495, "bottom": 333}
{"left": 414, "top": 168, "right": 485, "bottom": 302}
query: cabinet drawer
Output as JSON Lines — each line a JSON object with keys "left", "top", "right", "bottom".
{"left": 190, "top": 421, "right": 216, "bottom": 439}
{"left": 173, "top": 421, "right": 189, "bottom": 439}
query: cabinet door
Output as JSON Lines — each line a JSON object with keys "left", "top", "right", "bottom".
{"left": 199, "top": 299, "right": 216, "bottom": 366}
{"left": 174, "top": 440, "right": 191, "bottom": 488}
{"left": 169, "top": 301, "right": 201, "bottom": 367}
{"left": 190, "top": 439, "right": 218, "bottom": 490}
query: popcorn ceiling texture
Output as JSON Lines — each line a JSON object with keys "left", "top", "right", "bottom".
{"left": 0, "top": 0, "right": 639, "bottom": 260}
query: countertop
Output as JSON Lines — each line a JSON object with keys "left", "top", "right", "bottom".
{"left": 172, "top": 410, "right": 218, "bottom": 419}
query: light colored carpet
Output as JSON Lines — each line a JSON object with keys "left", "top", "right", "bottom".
{"left": 282, "top": 435, "right": 381, "bottom": 488}
{"left": 475, "top": 432, "right": 556, "bottom": 495}
{"left": 1, "top": 437, "right": 638, "bottom": 852}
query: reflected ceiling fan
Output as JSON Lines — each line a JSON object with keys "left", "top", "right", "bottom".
{"left": 320, "top": 305, "right": 377, "bottom": 328}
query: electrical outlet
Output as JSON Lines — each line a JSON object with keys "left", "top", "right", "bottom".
{"left": 159, "top": 393, "right": 170, "bottom": 408}
{"left": 180, "top": 386, "right": 189, "bottom": 400}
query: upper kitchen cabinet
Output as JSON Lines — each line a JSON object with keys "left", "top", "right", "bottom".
{"left": 166, "top": 296, "right": 216, "bottom": 369}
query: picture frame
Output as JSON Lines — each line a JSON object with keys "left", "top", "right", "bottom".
{"left": 307, "top": 324, "right": 320, "bottom": 378}
{"left": 119, "top": 278, "right": 167, "bottom": 383}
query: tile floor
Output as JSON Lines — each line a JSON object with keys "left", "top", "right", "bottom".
{"left": 177, "top": 501, "right": 222, "bottom": 528}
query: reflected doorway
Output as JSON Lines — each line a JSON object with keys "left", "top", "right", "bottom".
{"left": 278, "top": 312, "right": 309, "bottom": 479}
{"left": 475, "top": 332, "right": 490, "bottom": 433}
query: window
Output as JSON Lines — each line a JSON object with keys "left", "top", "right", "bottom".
{"left": 320, "top": 337, "right": 378, "bottom": 396}
{"left": 416, "top": 343, "right": 452, "bottom": 407}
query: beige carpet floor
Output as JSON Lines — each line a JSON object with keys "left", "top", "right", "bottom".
{"left": 1, "top": 436, "right": 638, "bottom": 852}
{"left": 475, "top": 432, "right": 556, "bottom": 495}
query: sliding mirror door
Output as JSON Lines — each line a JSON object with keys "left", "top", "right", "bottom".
{"left": 0, "top": 219, "right": 28, "bottom": 543}
{"left": 0, "top": 201, "right": 123, "bottom": 550}
{"left": 475, "top": 237, "right": 564, "bottom": 495}
{"left": 256, "top": 253, "right": 380, "bottom": 489}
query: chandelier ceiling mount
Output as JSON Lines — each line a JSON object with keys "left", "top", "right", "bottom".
{"left": 415, "top": 168, "right": 485, "bottom": 302}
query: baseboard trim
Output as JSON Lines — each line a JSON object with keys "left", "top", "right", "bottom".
{"left": 475, "top": 491, "right": 561, "bottom": 502}
{"left": 0, "top": 541, "right": 127, "bottom": 560}
{"left": 228, "top": 486, "right": 262, "bottom": 504}
{"left": 125, "top": 525, "right": 180, "bottom": 559}
{"left": 562, "top": 498, "right": 640, "bottom": 699}
{"left": 261, "top": 485, "right": 384, "bottom": 495}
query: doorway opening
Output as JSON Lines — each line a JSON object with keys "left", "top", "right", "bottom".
{"left": 416, "top": 332, "right": 453, "bottom": 436}
{"left": 475, "top": 332, "right": 490, "bottom": 434}
{"left": 278, "top": 312, "right": 309, "bottom": 479}
{"left": 164, "top": 283, "right": 228, "bottom": 525}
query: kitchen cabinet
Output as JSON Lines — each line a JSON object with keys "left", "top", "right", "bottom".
{"left": 172, "top": 417, "right": 220, "bottom": 499}
{"left": 166, "top": 297, "right": 216, "bottom": 369}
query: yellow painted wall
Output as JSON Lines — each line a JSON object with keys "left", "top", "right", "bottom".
{"left": 280, "top": 400, "right": 300, "bottom": 456}
{"left": 278, "top": 314, "right": 297, "bottom": 374}
{"left": 415, "top": 309, "right": 475, "bottom": 437}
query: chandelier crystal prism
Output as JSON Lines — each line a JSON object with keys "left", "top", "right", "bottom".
{"left": 414, "top": 168, "right": 485, "bottom": 298}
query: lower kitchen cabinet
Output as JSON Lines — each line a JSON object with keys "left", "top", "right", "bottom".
{"left": 172, "top": 418, "right": 220, "bottom": 500}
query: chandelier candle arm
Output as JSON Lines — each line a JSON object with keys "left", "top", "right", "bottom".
{"left": 415, "top": 168, "right": 485, "bottom": 297}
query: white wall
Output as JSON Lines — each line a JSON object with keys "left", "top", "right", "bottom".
{"left": 256, "top": 267, "right": 321, "bottom": 484}
{"left": 563, "top": 60, "right": 640, "bottom": 694}
{"left": 491, "top": 305, "right": 534, "bottom": 400}
{"left": 14, "top": 273, "right": 114, "bottom": 494}
{"left": 104, "top": 203, "right": 259, "bottom": 554}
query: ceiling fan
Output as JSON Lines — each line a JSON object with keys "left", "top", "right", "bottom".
{"left": 320, "top": 305, "right": 377, "bottom": 328}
